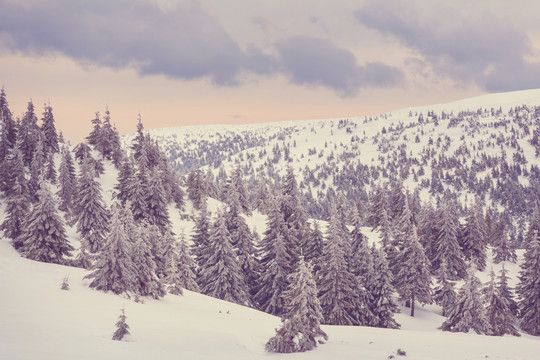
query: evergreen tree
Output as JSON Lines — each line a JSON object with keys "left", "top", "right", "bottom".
{"left": 460, "top": 200, "right": 488, "bottom": 271}
{"left": 517, "top": 230, "right": 540, "bottom": 335}
{"left": 163, "top": 243, "right": 184, "bottom": 296}
{"left": 27, "top": 134, "right": 45, "bottom": 201}
{"left": 45, "top": 151, "right": 57, "bottom": 184}
{"left": 176, "top": 232, "right": 200, "bottom": 292}
{"left": 112, "top": 308, "right": 130, "bottom": 341}
{"left": 441, "top": 266, "right": 490, "bottom": 334}
{"left": 303, "top": 220, "right": 324, "bottom": 272}
{"left": 368, "top": 245, "right": 400, "bottom": 329}
{"left": 253, "top": 180, "right": 269, "bottom": 213}
{"left": 144, "top": 171, "right": 171, "bottom": 232}
{"left": 86, "top": 111, "right": 101, "bottom": 146}
{"left": 199, "top": 210, "right": 249, "bottom": 305}
{"left": 265, "top": 257, "right": 328, "bottom": 353}
{"left": 56, "top": 147, "right": 77, "bottom": 218}
{"left": 524, "top": 207, "right": 540, "bottom": 248}
{"left": 131, "top": 113, "right": 145, "bottom": 160}
{"left": 432, "top": 199, "right": 466, "bottom": 280}
{"left": 95, "top": 108, "right": 115, "bottom": 160}
{"left": 74, "top": 156, "right": 109, "bottom": 253}
{"left": 393, "top": 226, "right": 432, "bottom": 317}
{"left": 368, "top": 184, "right": 389, "bottom": 229}
{"left": 18, "top": 101, "right": 39, "bottom": 166}
{"left": 255, "top": 197, "right": 294, "bottom": 315}
{"left": 187, "top": 166, "right": 207, "bottom": 210}
{"left": 492, "top": 220, "right": 517, "bottom": 263}
{"left": 85, "top": 204, "right": 137, "bottom": 296}
{"left": 0, "top": 87, "right": 17, "bottom": 154}
{"left": 1, "top": 167, "right": 30, "bottom": 248}
{"left": 131, "top": 224, "right": 166, "bottom": 299}
{"left": 433, "top": 260, "right": 457, "bottom": 317}
{"left": 40, "top": 103, "right": 59, "bottom": 155}
{"left": 317, "top": 205, "right": 362, "bottom": 325}
{"left": 485, "top": 270, "right": 520, "bottom": 336}
{"left": 225, "top": 165, "right": 251, "bottom": 215}
{"left": 18, "top": 178, "right": 73, "bottom": 263}
{"left": 497, "top": 264, "right": 518, "bottom": 317}
{"left": 114, "top": 157, "right": 135, "bottom": 205}
{"left": 191, "top": 203, "right": 211, "bottom": 277}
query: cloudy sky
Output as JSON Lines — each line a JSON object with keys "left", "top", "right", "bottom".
{"left": 1, "top": 0, "right": 540, "bottom": 142}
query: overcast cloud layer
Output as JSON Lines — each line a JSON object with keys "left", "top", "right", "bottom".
{"left": 1, "top": 0, "right": 539, "bottom": 96}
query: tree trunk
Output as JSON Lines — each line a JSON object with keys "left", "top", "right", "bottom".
{"left": 410, "top": 292, "right": 415, "bottom": 317}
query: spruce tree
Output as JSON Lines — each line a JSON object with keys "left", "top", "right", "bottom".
{"left": 393, "top": 226, "right": 432, "bottom": 317}
{"left": 265, "top": 257, "right": 328, "bottom": 353}
{"left": 460, "top": 200, "right": 488, "bottom": 271}
{"left": 303, "top": 220, "right": 324, "bottom": 273}
{"left": 18, "top": 178, "right": 73, "bottom": 263}
{"left": 485, "top": 270, "right": 520, "bottom": 336}
{"left": 40, "top": 103, "right": 59, "bottom": 155}
{"left": 187, "top": 166, "right": 207, "bottom": 210}
{"left": 18, "top": 101, "right": 39, "bottom": 166}
{"left": 85, "top": 204, "right": 137, "bottom": 296}
{"left": 368, "top": 245, "right": 400, "bottom": 329}
{"left": 317, "top": 204, "right": 362, "bottom": 325}
{"left": 112, "top": 308, "right": 130, "bottom": 341}
{"left": 45, "top": 151, "right": 57, "bottom": 184}
{"left": 86, "top": 111, "right": 101, "bottom": 146}
{"left": 441, "top": 266, "right": 490, "bottom": 334}
{"left": 1, "top": 168, "right": 30, "bottom": 249}
{"left": 56, "top": 147, "right": 77, "bottom": 219}
{"left": 176, "top": 232, "right": 200, "bottom": 292}
{"left": 255, "top": 197, "right": 294, "bottom": 315}
{"left": 27, "top": 134, "right": 45, "bottom": 201}
{"left": 131, "top": 224, "right": 166, "bottom": 299}
{"left": 74, "top": 156, "right": 109, "bottom": 253}
{"left": 433, "top": 260, "right": 457, "bottom": 317}
{"left": 198, "top": 210, "right": 249, "bottom": 305}
{"left": 144, "top": 171, "right": 171, "bottom": 232}
{"left": 492, "top": 220, "right": 517, "bottom": 264}
{"left": 191, "top": 203, "right": 211, "bottom": 277}
{"left": 524, "top": 206, "right": 540, "bottom": 248}
{"left": 497, "top": 264, "right": 518, "bottom": 317}
{"left": 114, "top": 157, "right": 135, "bottom": 205}
{"left": 517, "top": 230, "right": 540, "bottom": 335}
{"left": 368, "top": 184, "right": 389, "bottom": 230}
{"left": 163, "top": 244, "right": 184, "bottom": 296}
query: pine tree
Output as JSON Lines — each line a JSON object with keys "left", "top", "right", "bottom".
{"left": 191, "top": 203, "right": 211, "bottom": 277}
{"left": 432, "top": 199, "right": 466, "bottom": 280}
{"left": 317, "top": 204, "right": 362, "bottom": 325}
{"left": 225, "top": 166, "right": 251, "bottom": 215}
{"left": 86, "top": 111, "right": 101, "bottom": 146}
{"left": 368, "top": 184, "right": 389, "bottom": 229}
{"left": 1, "top": 166, "right": 30, "bottom": 248}
{"left": 56, "top": 147, "right": 77, "bottom": 218}
{"left": 74, "top": 156, "right": 109, "bottom": 253}
{"left": 18, "top": 101, "right": 39, "bottom": 166}
{"left": 131, "top": 224, "right": 166, "bottom": 299}
{"left": 303, "top": 220, "right": 324, "bottom": 272}
{"left": 187, "top": 166, "right": 207, "bottom": 210}
{"left": 368, "top": 245, "right": 400, "bottom": 329}
{"left": 460, "top": 200, "right": 488, "bottom": 271}
{"left": 433, "top": 260, "right": 457, "bottom": 317}
{"left": 492, "top": 220, "right": 517, "bottom": 263}
{"left": 265, "top": 257, "right": 328, "bottom": 353}
{"left": 393, "top": 226, "right": 432, "bottom": 317}
{"left": 176, "top": 232, "right": 200, "bottom": 292}
{"left": 112, "top": 308, "right": 130, "bottom": 341}
{"left": 441, "top": 266, "right": 490, "bottom": 334}
{"left": 517, "top": 230, "right": 540, "bottom": 335}
{"left": 497, "top": 264, "right": 518, "bottom": 317}
{"left": 114, "top": 157, "right": 135, "bottom": 205}
{"left": 255, "top": 197, "right": 295, "bottom": 315}
{"left": 0, "top": 87, "right": 17, "bottom": 153}
{"left": 253, "top": 180, "right": 269, "bottom": 213}
{"left": 40, "top": 103, "right": 59, "bottom": 155}
{"left": 85, "top": 204, "right": 137, "bottom": 296}
{"left": 131, "top": 113, "right": 145, "bottom": 160}
{"left": 198, "top": 210, "right": 249, "bottom": 305}
{"left": 18, "top": 178, "right": 73, "bottom": 263}
{"left": 524, "top": 207, "right": 540, "bottom": 248}
{"left": 484, "top": 270, "right": 520, "bottom": 336}
{"left": 163, "top": 244, "right": 184, "bottom": 296}
{"left": 144, "top": 171, "right": 171, "bottom": 232}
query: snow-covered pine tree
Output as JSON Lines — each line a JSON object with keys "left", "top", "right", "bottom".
{"left": 56, "top": 147, "right": 77, "bottom": 219}
{"left": 130, "top": 224, "right": 166, "bottom": 299}
{"left": 187, "top": 166, "right": 207, "bottom": 210}
{"left": 441, "top": 266, "right": 490, "bottom": 334}
{"left": 73, "top": 155, "right": 109, "bottom": 253}
{"left": 163, "top": 243, "right": 184, "bottom": 296}
{"left": 112, "top": 308, "right": 130, "bottom": 341}
{"left": 368, "top": 183, "right": 389, "bottom": 230}
{"left": 252, "top": 180, "right": 269, "bottom": 213}
{"left": 317, "top": 204, "right": 363, "bottom": 325}
{"left": 1, "top": 159, "right": 30, "bottom": 249}
{"left": 86, "top": 111, "right": 101, "bottom": 147}
{"left": 18, "top": 101, "right": 39, "bottom": 166}
{"left": 492, "top": 220, "right": 517, "bottom": 263}
{"left": 85, "top": 203, "right": 137, "bottom": 296}
{"left": 517, "top": 230, "right": 540, "bottom": 335}
{"left": 114, "top": 157, "right": 135, "bottom": 205}
{"left": 176, "top": 231, "right": 200, "bottom": 292}
{"left": 303, "top": 220, "right": 324, "bottom": 273}
{"left": 198, "top": 209, "right": 249, "bottom": 305}
{"left": 524, "top": 207, "right": 540, "bottom": 248}
{"left": 497, "top": 263, "right": 518, "bottom": 317}
{"left": 460, "top": 199, "right": 488, "bottom": 271}
{"left": 484, "top": 270, "right": 520, "bottom": 336}
{"left": 131, "top": 113, "right": 145, "bottom": 161}
{"left": 265, "top": 257, "right": 328, "bottom": 353}
{"left": 191, "top": 202, "right": 211, "bottom": 277}
{"left": 144, "top": 171, "right": 171, "bottom": 233}
{"left": 393, "top": 225, "right": 432, "bottom": 317}
{"left": 18, "top": 177, "right": 73, "bottom": 263}
{"left": 40, "top": 102, "right": 59, "bottom": 155}
{"left": 368, "top": 245, "right": 400, "bottom": 329}
{"left": 432, "top": 198, "right": 466, "bottom": 280}
{"left": 0, "top": 88, "right": 17, "bottom": 166}
{"left": 255, "top": 197, "right": 294, "bottom": 315}
{"left": 280, "top": 166, "right": 308, "bottom": 261}
{"left": 225, "top": 165, "right": 251, "bottom": 215}
{"left": 433, "top": 259, "right": 457, "bottom": 317}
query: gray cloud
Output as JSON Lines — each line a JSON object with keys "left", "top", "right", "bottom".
{"left": 356, "top": 0, "right": 540, "bottom": 92}
{"left": 276, "top": 36, "right": 403, "bottom": 97}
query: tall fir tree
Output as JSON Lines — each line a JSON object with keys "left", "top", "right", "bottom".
{"left": 86, "top": 111, "right": 101, "bottom": 146}
{"left": 1, "top": 164, "right": 30, "bottom": 249}
{"left": 198, "top": 210, "right": 250, "bottom": 305}
{"left": 84, "top": 203, "right": 137, "bottom": 296}
{"left": 517, "top": 230, "right": 540, "bottom": 335}
{"left": 460, "top": 200, "right": 488, "bottom": 271}
{"left": 368, "top": 183, "right": 389, "bottom": 230}
{"left": 144, "top": 171, "right": 171, "bottom": 232}
{"left": 492, "top": 220, "right": 517, "bottom": 263}
{"left": 524, "top": 207, "right": 540, "bottom": 248}
{"left": 18, "top": 178, "right": 73, "bottom": 263}
{"left": 56, "top": 147, "right": 77, "bottom": 219}
{"left": 19, "top": 101, "right": 39, "bottom": 166}
{"left": 191, "top": 203, "right": 212, "bottom": 277}
{"left": 484, "top": 270, "right": 520, "bottom": 336}
{"left": 497, "top": 264, "right": 518, "bottom": 317}
{"left": 131, "top": 224, "right": 166, "bottom": 299}
{"left": 368, "top": 245, "right": 400, "bottom": 329}
{"left": 303, "top": 220, "right": 324, "bottom": 273}
{"left": 433, "top": 260, "right": 457, "bottom": 317}
{"left": 265, "top": 257, "right": 328, "bottom": 353}
{"left": 393, "top": 226, "right": 432, "bottom": 317}
{"left": 73, "top": 156, "right": 109, "bottom": 253}
{"left": 317, "top": 204, "right": 363, "bottom": 325}
{"left": 176, "top": 232, "right": 200, "bottom": 292}
{"left": 40, "top": 102, "right": 59, "bottom": 155}
{"left": 441, "top": 266, "right": 490, "bottom": 334}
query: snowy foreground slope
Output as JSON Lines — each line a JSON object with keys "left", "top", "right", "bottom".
{"left": 1, "top": 229, "right": 539, "bottom": 360}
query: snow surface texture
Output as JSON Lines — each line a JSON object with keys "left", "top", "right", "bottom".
{"left": 2, "top": 89, "right": 540, "bottom": 359}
